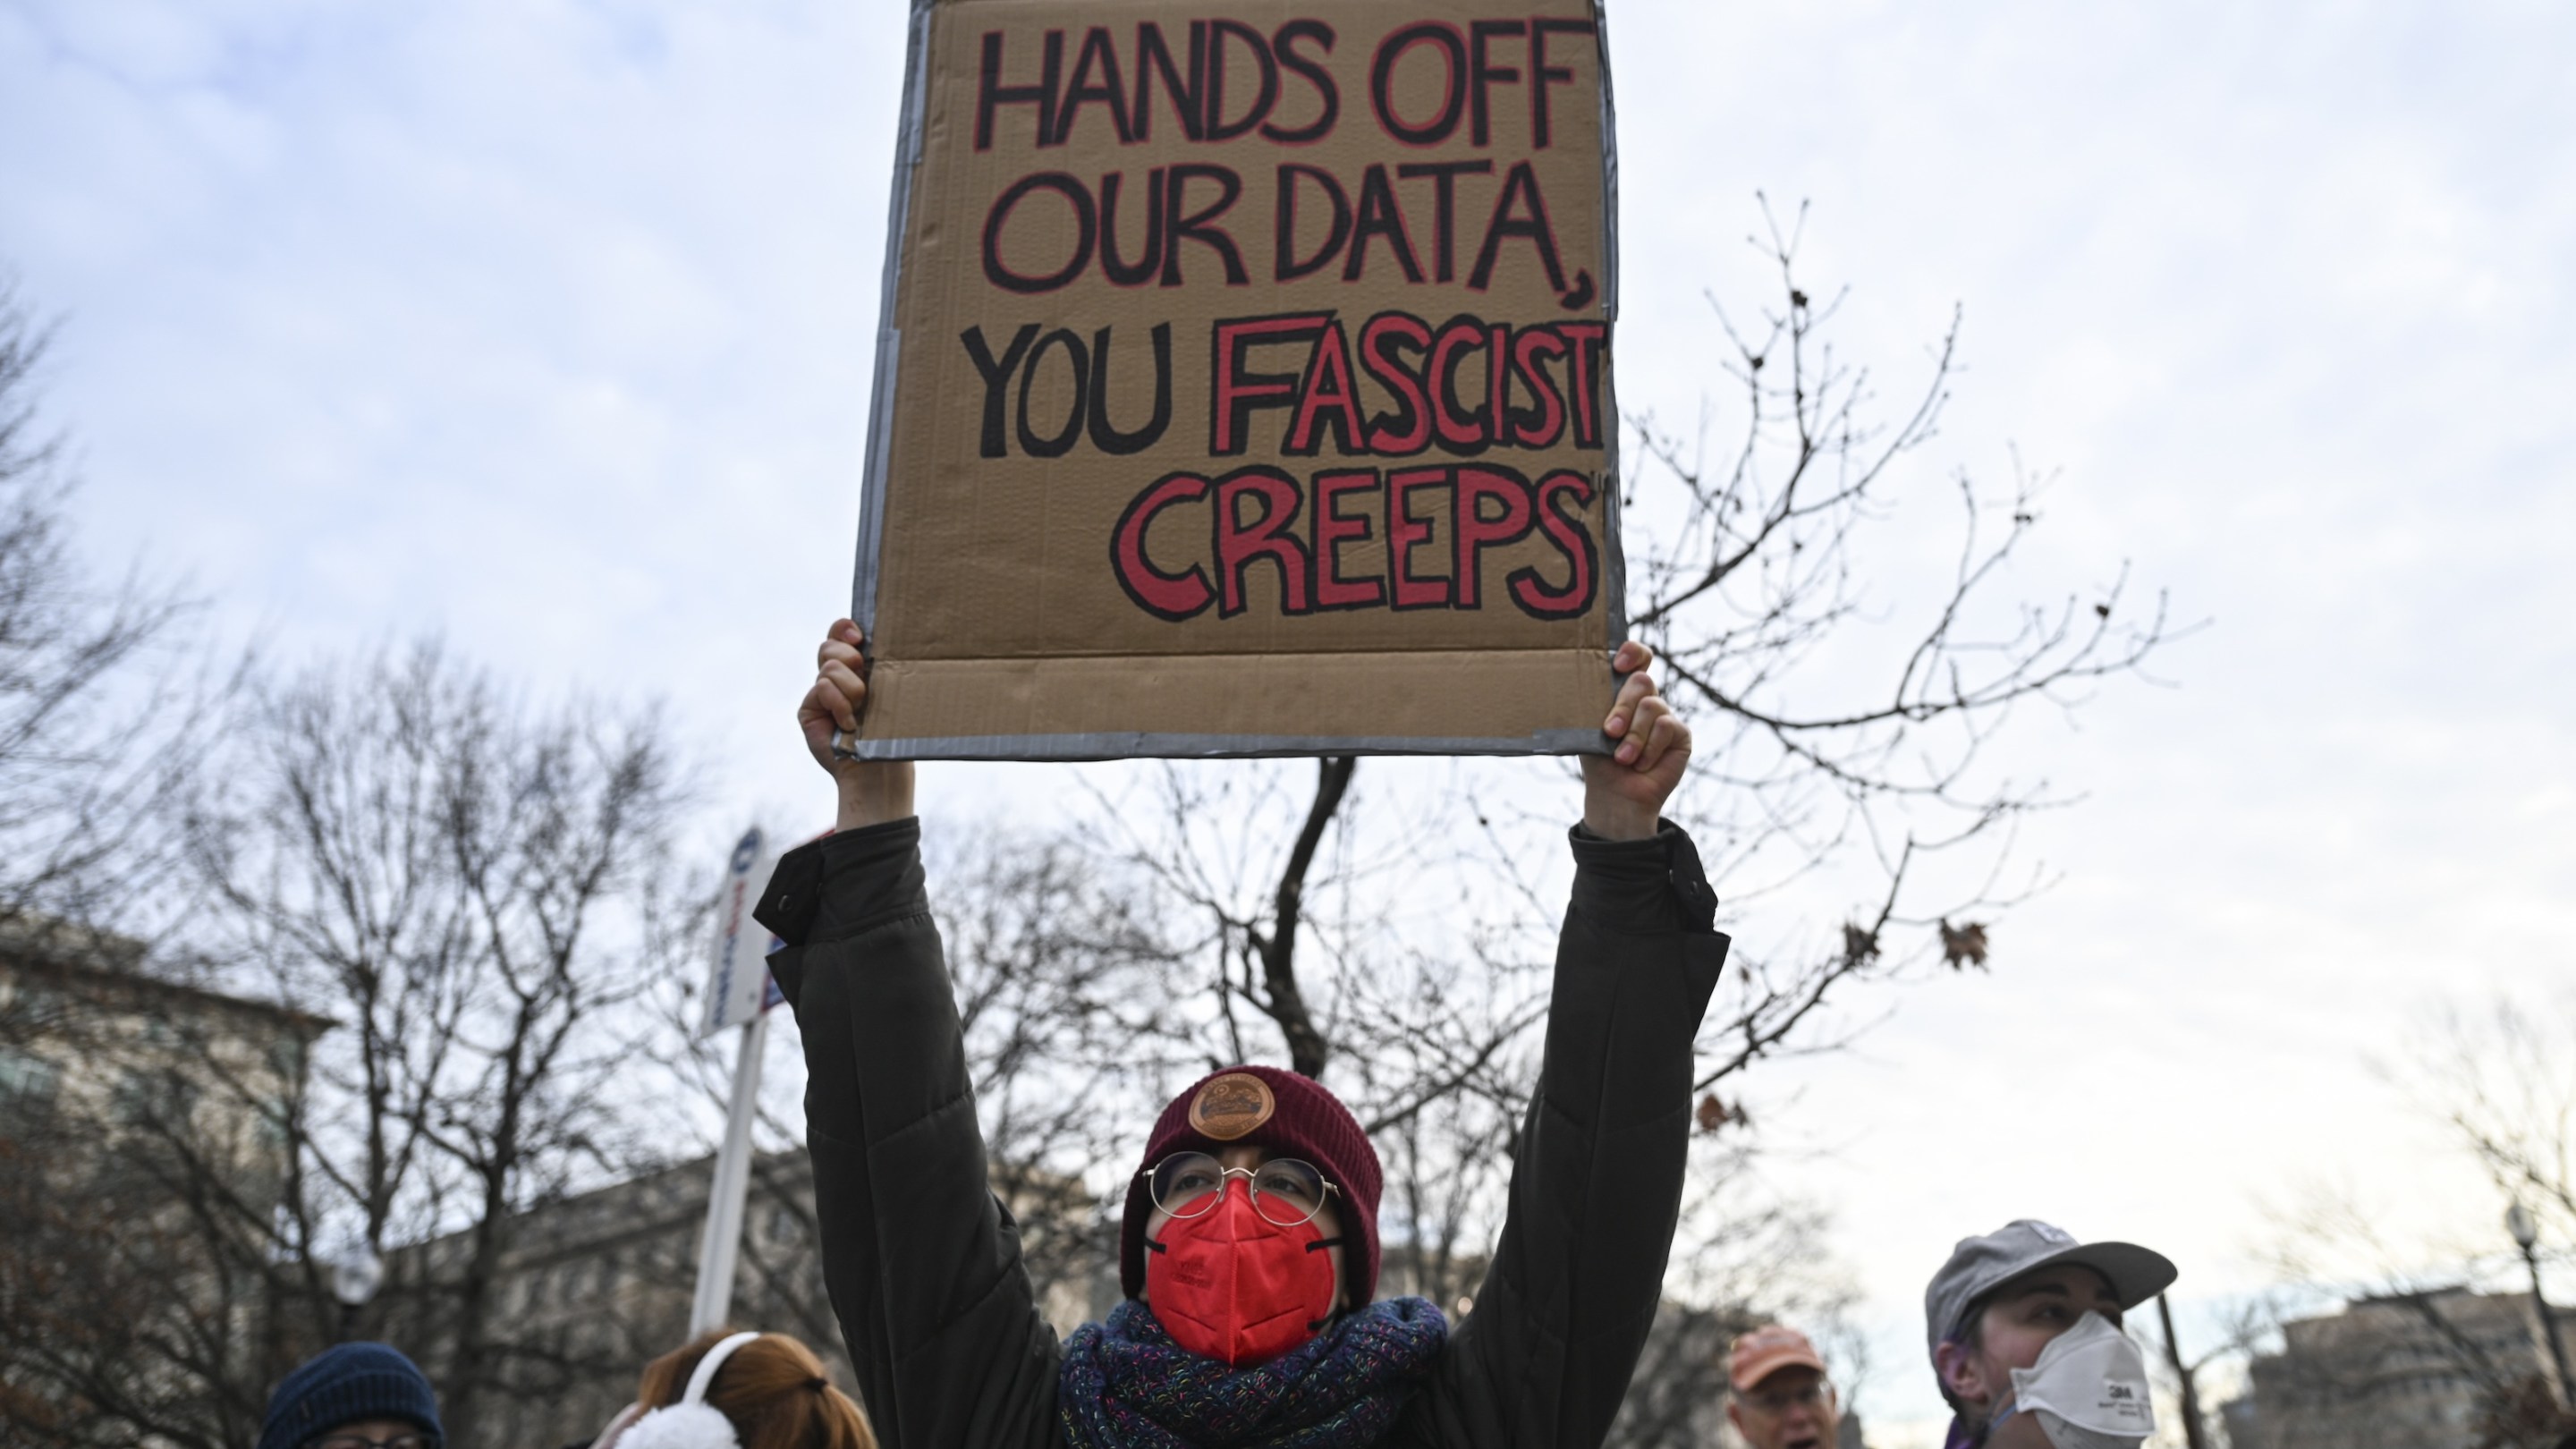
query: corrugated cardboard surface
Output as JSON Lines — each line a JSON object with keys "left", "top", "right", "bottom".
{"left": 853, "top": 0, "right": 1623, "bottom": 758}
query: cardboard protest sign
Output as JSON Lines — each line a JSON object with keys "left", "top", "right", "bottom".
{"left": 845, "top": 0, "right": 1624, "bottom": 758}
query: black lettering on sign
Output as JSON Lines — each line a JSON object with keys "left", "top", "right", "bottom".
{"left": 1204, "top": 21, "right": 1279, "bottom": 142}
{"left": 981, "top": 172, "right": 1095, "bottom": 293}
{"left": 1165, "top": 164, "right": 1250, "bottom": 285}
{"left": 1015, "top": 328, "right": 1089, "bottom": 458}
{"left": 1396, "top": 160, "right": 1491, "bottom": 284}
{"left": 1528, "top": 19, "right": 1595, "bottom": 148}
{"left": 1369, "top": 22, "right": 1465, "bottom": 146}
{"left": 1133, "top": 21, "right": 1208, "bottom": 140}
{"left": 1099, "top": 169, "right": 1166, "bottom": 285}
{"left": 1467, "top": 20, "right": 1525, "bottom": 148}
{"left": 960, "top": 322, "right": 1172, "bottom": 458}
{"left": 1264, "top": 21, "right": 1339, "bottom": 144}
{"left": 961, "top": 323, "right": 1040, "bottom": 458}
{"left": 1088, "top": 322, "right": 1174, "bottom": 455}
{"left": 978, "top": 29, "right": 1065, "bottom": 149}
{"left": 1343, "top": 164, "right": 1423, "bottom": 284}
{"left": 1468, "top": 160, "right": 1565, "bottom": 292}
{"left": 1056, "top": 27, "right": 1133, "bottom": 144}
{"left": 1275, "top": 165, "right": 1352, "bottom": 282}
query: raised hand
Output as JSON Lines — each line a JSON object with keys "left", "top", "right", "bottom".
{"left": 799, "top": 618, "right": 914, "bottom": 830}
{"left": 1582, "top": 640, "right": 1692, "bottom": 841}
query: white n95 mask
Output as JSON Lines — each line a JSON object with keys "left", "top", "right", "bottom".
{"left": 1998, "top": 1311, "right": 2156, "bottom": 1449}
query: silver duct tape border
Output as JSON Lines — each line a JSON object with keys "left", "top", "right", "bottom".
{"left": 840, "top": 726, "right": 1610, "bottom": 763}
{"left": 851, "top": 0, "right": 936, "bottom": 636}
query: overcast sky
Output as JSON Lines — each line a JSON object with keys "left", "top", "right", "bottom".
{"left": 6, "top": 2, "right": 2572, "bottom": 1444}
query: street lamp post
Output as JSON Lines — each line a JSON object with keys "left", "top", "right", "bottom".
{"left": 2507, "top": 1204, "right": 2573, "bottom": 1407}
{"left": 332, "top": 1244, "right": 385, "bottom": 1343}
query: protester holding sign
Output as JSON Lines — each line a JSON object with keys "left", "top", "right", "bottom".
{"left": 757, "top": 617, "right": 1724, "bottom": 1449}
{"left": 1924, "top": 1220, "right": 2177, "bottom": 1449}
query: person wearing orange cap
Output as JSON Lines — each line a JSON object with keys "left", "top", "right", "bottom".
{"left": 764, "top": 619, "right": 1728, "bottom": 1449}
{"left": 1724, "top": 1326, "right": 1843, "bottom": 1449}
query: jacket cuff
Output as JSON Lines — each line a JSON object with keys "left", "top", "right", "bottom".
{"left": 1566, "top": 820, "right": 1720, "bottom": 935}
{"left": 754, "top": 817, "right": 926, "bottom": 948}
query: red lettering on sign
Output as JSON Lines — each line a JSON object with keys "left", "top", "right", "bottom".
{"left": 1312, "top": 470, "right": 1385, "bottom": 610}
{"left": 1388, "top": 467, "right": 1452, "bottom": 609}
{"left": 1285, "top": 320, "right": 1366, "bottom": 455}
{"left": 1510, "top": 470, "right": 1598, "bottom": 618}
{"left": 1215, "top": 468, "right": 1312, "bottom": 617}
{"left": 1211, "top": 312, "right": 1332, "bottom": 454}
{"left": 1106, "top": 463, "right": 1600, "bottom": 623}
{"left": 1112, "top": 472, "right": 1217, "bottom": 620}
{"left": 1453, "top": 464, "right": 1534, "bottom": 609}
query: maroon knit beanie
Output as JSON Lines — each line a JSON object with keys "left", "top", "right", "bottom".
{"left": 1119, "top": 1064, "right": 1383, "bottom": 1308}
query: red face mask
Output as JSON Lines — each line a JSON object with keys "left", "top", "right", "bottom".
{"left": 1144, "top": 1181, "right": 1341, "bottom": 1365}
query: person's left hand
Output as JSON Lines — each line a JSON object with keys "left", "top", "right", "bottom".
{"left": 1581, "top": 641, "right": 1691, "bottom": 840}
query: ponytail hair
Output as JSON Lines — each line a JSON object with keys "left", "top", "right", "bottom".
{"left": 634, "top": 1329, "right": 874, "bottom": 1449}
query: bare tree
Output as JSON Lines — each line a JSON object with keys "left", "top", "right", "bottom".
{"left": 2233, "top": 989, "right": 2576, "bottom": 1449}
{"left": 640, "top": 818, "right": 1199, "bottom": 1362}
{"left": 32, "top": 640, "right": 702, "bottom": 1448}
{"left": 1032, "top": 203, "right": 2179, "bottom": 1374}
{"left": 0, "top": 275, "right": 199, "bottom": 936}
{"left": 2411, "top": 993, "right": 2576, "bottom": 1250}
{"left": 0, "top": 275, "right": 258, "bottom": 1449}
{"left": 1630, "top": 199, "right": 2171, "bottom": 888}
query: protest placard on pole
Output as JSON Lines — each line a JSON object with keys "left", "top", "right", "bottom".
{"left": 844, "top": 0, "right": 1624, "bottom": 759}
{"left": 691, "top": 826, "right": 781, "bottom": 1335}
{"left": 699, "top": 827, "right": 780, "bottom": 1039}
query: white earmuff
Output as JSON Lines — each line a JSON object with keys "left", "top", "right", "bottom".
{"left": 608, "top": 1331, "right": 764, "bottom": 1449}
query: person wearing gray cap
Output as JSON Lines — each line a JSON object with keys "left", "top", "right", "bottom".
{"left": 1923, "top": 1219, "right": 2177, "bottom": 1449}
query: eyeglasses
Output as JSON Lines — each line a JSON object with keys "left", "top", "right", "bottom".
{"left": 1141, "top": 1152, "right": 1340, "bottom": 1227}
{"left": 1737, "top": 1380, "right": 1834, "bottom": 1415}
{"left": 309, "top": 1436, "right": 439, "bottom": 1449}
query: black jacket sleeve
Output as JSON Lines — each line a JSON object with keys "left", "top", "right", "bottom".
{"left": 759, "top": 819, "right": 1063, "bottom": 1449}
{"left": 1392, "top": 821, "right": 1729, "bottom": 1449}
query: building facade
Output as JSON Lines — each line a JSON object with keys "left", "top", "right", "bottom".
{"left": 0, "top": 918, "right": 329, "bottom": 1448}
{"left": 382, "top": 1145, "right": 1121, "bottom": 1449}
{"left": 2229, "top": 1287, "right": 2574, "bottom": 1449}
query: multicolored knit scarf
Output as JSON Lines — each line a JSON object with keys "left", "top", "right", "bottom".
{"left": 1059, "top": 1297, "right": 1447, "bottom": 1449}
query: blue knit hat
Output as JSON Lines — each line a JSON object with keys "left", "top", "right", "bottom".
{"left": 258, "top": 1343, "right": 442, "bottom": 1449}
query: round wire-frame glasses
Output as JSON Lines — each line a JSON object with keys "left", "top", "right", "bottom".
{"left": 1141, "top": 1151, "right": 1340, "bottom": 1228}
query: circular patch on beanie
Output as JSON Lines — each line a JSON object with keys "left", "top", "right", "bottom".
{"left": 1189, "top": 1072, "right": 1275, "bottom": 1140}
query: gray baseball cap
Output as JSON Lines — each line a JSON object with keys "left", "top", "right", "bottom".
{"left": 1923, "top": 1219, "right": 2178, "bottom": 1362}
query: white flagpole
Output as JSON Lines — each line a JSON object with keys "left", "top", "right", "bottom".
{"left": 690, "top": 1009, "right": 769, "bottom": 1336}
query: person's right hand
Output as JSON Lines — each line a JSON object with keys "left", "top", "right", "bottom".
{"left": 799, "top": 618, "right": 914, "bottom": 830}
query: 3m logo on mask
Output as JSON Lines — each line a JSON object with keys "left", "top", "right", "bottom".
{"left": 2004, "top": 1311, "right": 2157, "bottom": 1449}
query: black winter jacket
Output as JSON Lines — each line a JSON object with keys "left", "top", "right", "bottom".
{"left": 758, "top": 816, "right": 1728, "bottom": 1449}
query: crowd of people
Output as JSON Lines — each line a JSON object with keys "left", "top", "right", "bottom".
{"left": 254, "top": 620, "right": 2193, "bottom": 1449}
{"left": 257, "top": 1215, "right": 2182, "bottom": 1449}
{"left": 254, "top": 1329, "right": 871, "bottom": 1449}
